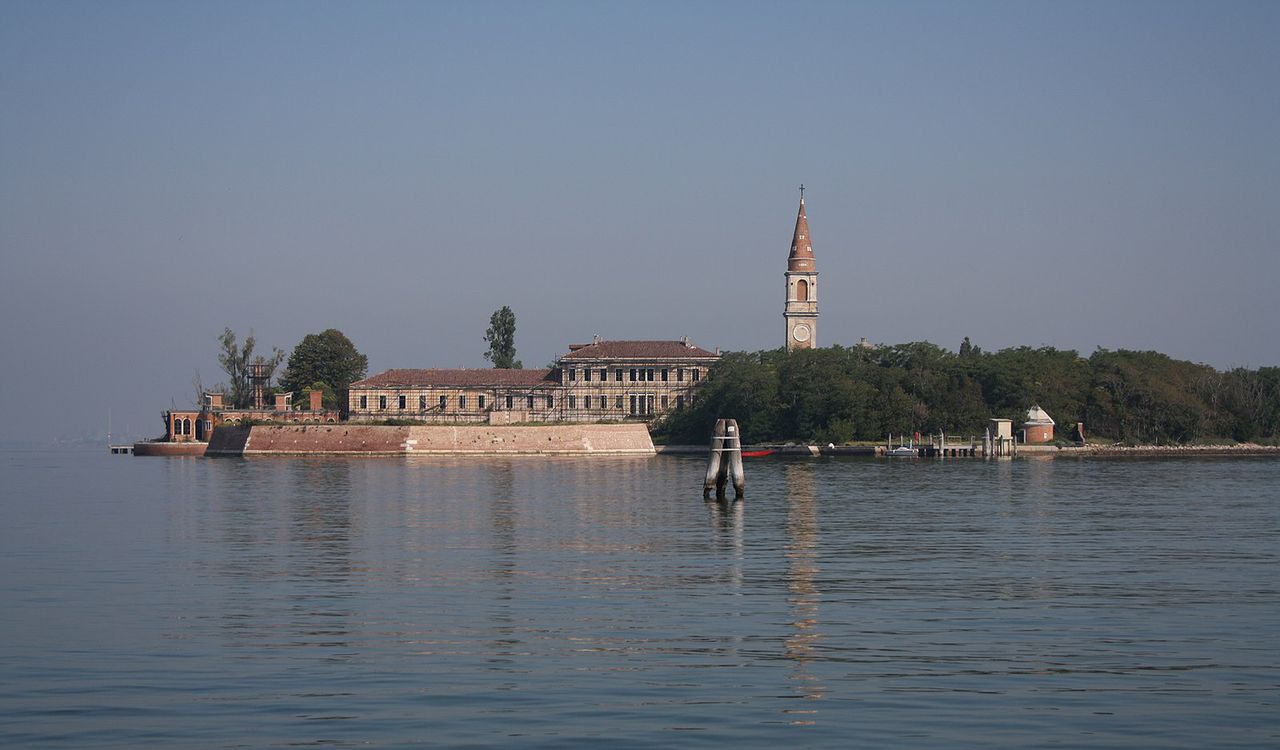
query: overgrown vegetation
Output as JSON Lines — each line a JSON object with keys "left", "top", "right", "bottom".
{"left": 656, "top": 343, "right": 1280, "bottom": 445}
{"left": 216, "top": 328, "right": 285, "bottom": 409}
{"left": 278, "top": 329, "right": 368, "bottom": 412}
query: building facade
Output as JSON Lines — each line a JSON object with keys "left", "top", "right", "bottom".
{"left": 784, "top": 189, "right": 819, "bottom": 352}
{"left": 155, "top": 390, "right": 340, "bottom": 444}
{"left": 347, "top": 338, "right": 720, "bottom": 424}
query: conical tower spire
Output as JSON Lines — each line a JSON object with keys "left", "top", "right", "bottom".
{"left": 788, "top": 186, "right": 814, "bottom": 272}
{"left": 784, "top": 185, "right": 819, "bottom": 352}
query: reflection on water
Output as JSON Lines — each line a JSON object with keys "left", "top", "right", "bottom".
{"left": 2, "top": 451, "right": 1278, "bottom": 748}
{"left": 783, "top": 462, "right": 824, "bottom": 715}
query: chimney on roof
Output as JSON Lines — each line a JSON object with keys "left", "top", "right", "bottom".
{"left": 593, "top": 334, "right": 601, "bottom": 345}
{"left": 681, "top": 336, "right": 689, "bottom": 346}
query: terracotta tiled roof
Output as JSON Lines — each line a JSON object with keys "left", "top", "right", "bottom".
{"left": 351, "top": 368, "right": 558, "bottom": 388}
{"left": 788, "top": 196, "right": 816, "bottom": 272}
{"left": 559, "top": 340, "right": 719, "bottom": 360}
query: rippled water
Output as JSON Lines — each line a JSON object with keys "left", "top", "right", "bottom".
{"left": 2, "top": 448, "right": 1277, "bottom": 748}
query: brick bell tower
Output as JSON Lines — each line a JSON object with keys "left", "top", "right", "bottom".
{"left": 784, "top": 186, "right": 818, "bottom": 352}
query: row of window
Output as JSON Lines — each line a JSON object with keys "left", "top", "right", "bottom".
{"left": 355, "top": 391, "right": 696, "bottom": 413}
{"left": 566, "top": 394, "right": 693, "bottom": 411}
{"left": 358, "top": 394, "right": 557, "bottom": 411}
{"left": 567, "top": 367, "right": 700, "bottom": 383}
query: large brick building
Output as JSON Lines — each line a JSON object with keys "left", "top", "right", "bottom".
{"left": 347, "top": 338, "right": 720, "bottom": 424}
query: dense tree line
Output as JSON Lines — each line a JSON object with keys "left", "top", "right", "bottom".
{"left": 657, "top": 343, "right": 1280, "bottom": 445}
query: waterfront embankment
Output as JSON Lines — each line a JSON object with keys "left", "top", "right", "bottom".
{"left": 205, "top": 423, "right": 655, "bottom": 456}
{"left": 656, "top": 443, "right": 1280, "bottom": 457}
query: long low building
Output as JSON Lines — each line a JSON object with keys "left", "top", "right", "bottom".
{"left": 347, "top": 338, "right": 720, "bottom": 424}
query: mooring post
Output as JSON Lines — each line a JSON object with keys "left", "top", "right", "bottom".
{"left": 703, "top": 418, "right": 744, "bottom": 500}
{"left": 725, "top": 419, "right": 745, "bottom": 498}
{"left": 703, "top": 419, "right": 726, "bottom": 498}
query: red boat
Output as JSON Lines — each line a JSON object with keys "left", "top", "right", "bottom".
{"left": 741, "top": 449, "right": 774, "bottom": 458}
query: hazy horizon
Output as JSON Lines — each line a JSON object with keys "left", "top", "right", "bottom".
{"left": 2, "top": 1, "right": 1277, "bottom": 442}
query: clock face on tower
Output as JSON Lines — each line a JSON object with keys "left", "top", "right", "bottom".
{"left": 792, "top": 324, "right": 811, "bottom": 343}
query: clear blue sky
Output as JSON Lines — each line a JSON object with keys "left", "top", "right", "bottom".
{"left": 2, "top": 1, "right": 1277, "bottom": 441}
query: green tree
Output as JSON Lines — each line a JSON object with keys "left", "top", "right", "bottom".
{"left": 217, "top": 328, "right": 284, "bottom": 408}
{"left": 278, "top": 329, "right": 369, "bottom": 411}
{"left": 653, "top": 341, "right": 1275, "bottom": 446}
{"left": 483, "top": 306, "right": 522, "bottom": 369}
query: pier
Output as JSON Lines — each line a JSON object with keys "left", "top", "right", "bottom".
{"left": 920, "top": 433, "right": 978, "bottom": 457}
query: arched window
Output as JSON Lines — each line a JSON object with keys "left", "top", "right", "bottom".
{"left": 797, "top": 279, "right": 809, "bottom": 301}
{"left": 182, "top": 418, "right": 192, "bottom": 435}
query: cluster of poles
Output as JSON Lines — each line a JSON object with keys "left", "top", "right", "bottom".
{"left": 703, "top": 418, "right": 745, "bottom": 500}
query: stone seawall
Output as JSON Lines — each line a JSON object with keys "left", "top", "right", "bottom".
{"left": 206, "top": 424, "right": 655, "bottom": 456}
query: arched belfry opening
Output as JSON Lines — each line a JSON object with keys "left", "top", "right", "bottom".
{"left": 784, "top": 186, "right": 819, "bottom": 352}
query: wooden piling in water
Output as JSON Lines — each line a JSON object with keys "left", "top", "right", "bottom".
{"left": 703, "top": 419, "right": 725, "bottom": 497}
{"left": 703, "top": 418, "right": 744, "bottom": 500}
{"left": 725, "top": 419, "right": 745, "bottom": 497}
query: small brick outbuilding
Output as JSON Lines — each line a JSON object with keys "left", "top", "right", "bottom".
{"left": 1023, "top": 405, "right": 1055, "bottom": 443}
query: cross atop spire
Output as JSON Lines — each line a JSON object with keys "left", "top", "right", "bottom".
{"left": 799, "top": 183, "right": 805, "bottom": 201}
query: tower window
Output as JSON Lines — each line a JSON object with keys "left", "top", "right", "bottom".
{"left": 797, "top": 278, "right": 809, "bottom": 301}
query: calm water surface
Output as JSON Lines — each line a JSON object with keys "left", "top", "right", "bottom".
{"left": 1, "top": 448, "right": 1277, "bottom": 748}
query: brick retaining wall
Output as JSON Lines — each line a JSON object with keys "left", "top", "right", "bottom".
{"left": 206, "top": 424, "right": 654, "bottom": 456}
